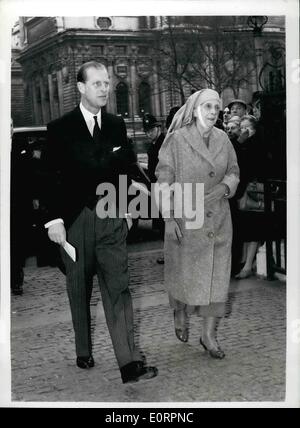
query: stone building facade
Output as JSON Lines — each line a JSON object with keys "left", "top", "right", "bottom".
{"left": 12, "top": 16, "right": 285, "bottom": 136}
{"left": 11, "top": 22, "right": 25, "bottom": 127}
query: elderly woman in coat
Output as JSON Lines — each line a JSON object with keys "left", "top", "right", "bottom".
{"left": 155, "top": 89, "right": 239, "bottom": 359}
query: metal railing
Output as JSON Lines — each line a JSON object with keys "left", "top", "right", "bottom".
{"left": 264, "top": 179, "right": 286, "bottom": 280}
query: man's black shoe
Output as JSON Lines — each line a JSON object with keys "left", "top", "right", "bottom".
{"left": 76, "top": 356, "right": 94, "bottom": 369}
{"left": 120, "top": 361, "right": 158, "bottom": 384}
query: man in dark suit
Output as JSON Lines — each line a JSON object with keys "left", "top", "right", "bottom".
{"left": 43, "top": 61, "right": 157, "bottom": 383}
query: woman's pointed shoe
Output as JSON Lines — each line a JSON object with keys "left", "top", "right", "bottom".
{"left": 175, "top": 327, "right": 189, "bottom": 343}
{"left": 174, "top": 310, "right": 189, "bottom": 343}
{"left": 200, "top": 337, "right": 225, "bottom": 359}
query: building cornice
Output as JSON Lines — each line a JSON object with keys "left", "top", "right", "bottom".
{"left": 17, "top": 28, "right": 155, "bottom": 63}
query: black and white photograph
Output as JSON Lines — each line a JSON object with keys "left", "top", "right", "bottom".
{"left": 0, "top": 0, "right": 299, "bottom": 409}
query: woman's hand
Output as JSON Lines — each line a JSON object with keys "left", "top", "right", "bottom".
{"left": 165, "top": 219, "right": 183, "bottom": 244}
{"left": 204, "top": 184, "right": 228, "bottom": 204}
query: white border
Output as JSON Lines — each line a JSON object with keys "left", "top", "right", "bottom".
{"left": 0, "top": 0, "right": 299, "bottom": 408}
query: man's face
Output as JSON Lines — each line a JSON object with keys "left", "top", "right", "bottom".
{"left": 78, "top": 67, "right": 110, "bottom": 113}
{"left": 146, "top": 126, "right": 160, "bottom": 142}
{"left": 226, "top": 122, "right": 241, "bottom": 139}
{"left": 230, "top": 102, "right": 246, "bottom": 118}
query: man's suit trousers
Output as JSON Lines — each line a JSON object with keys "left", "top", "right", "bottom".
{"left": 61, "top": 207, "right": 140, "bottom": 368}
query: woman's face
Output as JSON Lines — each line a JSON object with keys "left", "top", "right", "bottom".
{"left": 240, "top": 119, "right": 255, "bottom": 137}
{"left": 196, "top": 99, "right": 221, "bottom": 129}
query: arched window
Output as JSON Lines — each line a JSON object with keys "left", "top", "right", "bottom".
{"left": 116, "top": 82, "right": 129, "bottom": 117}
{"left": 138, "top": 82, "right": 151, "bottom": 116}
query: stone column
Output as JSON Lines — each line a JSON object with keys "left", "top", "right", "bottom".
{"left": 18, "top": 17, "right": 26, "bottom": 47}
{"left": 160, "top": 83, "right": 167, "bottom": 118}
{"left": 56, "top": 69, "right": 64, "bottom": 116}
{"left": 32, "top": 79, "right": 39, "bottom": 125}
{"left": 48, "top": 73, "right": 54, "bottom": 120}
{"left": 107, "top": 61, "right": 115, "bottom": 114}
{"left": 39, "top": 75, "right": 47, "bottom": 124}
{"left": 155, "top": 16, "right": 161, "bottom": 28}
{"left": 151, "top": 62, "right": 161, "bottom": 117}
{"left": 129, "top": 60, "right": 138, "bottom": 116}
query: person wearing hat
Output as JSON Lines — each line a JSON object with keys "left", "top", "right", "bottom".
{"left": 224, "top": 115, "right": 243, "bottom": 276}
{"left": 143, "top": 113, "right": 166, "bottom": 264}
{"left": 143, "top": 113, "right": 165, "bottom": 183}
{"left": 228, "top": 99, "right": 247, "bottom": 118}
{"left": 155, "top": 89, "right": 240, "bottom": 359}
{"left": 233, "top": 115, "right": 267, "bottom": 280}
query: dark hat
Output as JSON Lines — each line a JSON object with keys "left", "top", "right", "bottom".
{"left": 143, "top": 114, "right": 161, "bottom": 132}
{"left": 228, "top": 99, "right": 247, "bottom": 110}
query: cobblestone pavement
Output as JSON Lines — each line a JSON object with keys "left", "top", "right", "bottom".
{"left": 10, "top": 240, "right": 286, "bottom": 404}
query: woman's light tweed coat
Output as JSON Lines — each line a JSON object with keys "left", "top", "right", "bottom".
{"left": 156, "top": 121, "right": 239, "bottom": 306}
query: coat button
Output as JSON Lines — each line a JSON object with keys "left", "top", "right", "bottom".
{"left": 209, "top": 171, "right": 215, "bottom": 177}
{"left": 208, "top": 232, "right": 214, "bottom": 238}
{"left": 206, "top": 211, "right": 213, "bottom": 217}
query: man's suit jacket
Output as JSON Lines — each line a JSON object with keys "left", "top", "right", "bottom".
{"left": 43, "top": 106, "right": 136, "bottom": 229}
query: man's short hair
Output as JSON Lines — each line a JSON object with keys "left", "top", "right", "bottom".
{"left": 77, "top": 61, "right": 107, "bottom": 83}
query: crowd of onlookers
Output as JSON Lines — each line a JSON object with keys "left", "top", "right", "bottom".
{"left": 219, "top": 95, "right": 268, "bottom": 279}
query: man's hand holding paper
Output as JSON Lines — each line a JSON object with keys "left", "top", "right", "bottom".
{"left": 48, "top": 222, "right": 66, "bottom": 245}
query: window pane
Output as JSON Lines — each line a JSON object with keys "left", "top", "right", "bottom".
{"left": 115, "top": 45, "right": 127, "bottom": 55}
{"left": 138, "top": 82, "right": 151, "bottom": 116}
{"left": 116, "top": 82, "right": 129, "bottom": 116}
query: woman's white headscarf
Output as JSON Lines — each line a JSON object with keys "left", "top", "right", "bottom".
{"left": 166, "top": 88, "right": 221, "bottom": 137}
